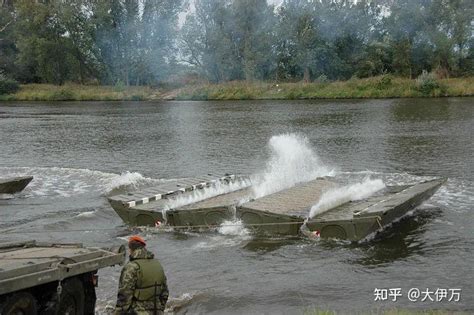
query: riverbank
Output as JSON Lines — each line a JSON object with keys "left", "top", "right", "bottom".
{"left": 1, "top": 76, "right": 473, "bottom": 101}
{"left": 177, "top": 76, "right": 474, "bottom": 100}
{"left": 0, "top": 83, "right": 156, "bottom": 101}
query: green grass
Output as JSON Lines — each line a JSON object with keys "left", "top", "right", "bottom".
{"left": 1, "top": 76, "right": 473, "bottom": 101}
{"left": 0, "top": 83, "right": 158, "bottom": 101}
{"left": 176, "top": 76, "right": 474, "bottom": 100}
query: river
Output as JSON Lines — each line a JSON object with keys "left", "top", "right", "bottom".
{"left": 0, "top": 98, "right": 473, "bottom": 314}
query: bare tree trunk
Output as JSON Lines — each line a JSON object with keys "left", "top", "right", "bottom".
{"left": 0, "top": 20, "right": 12, "bottom": 33}
{"left": 125, "top": 64, "right": 130, "bottom": 86}
{"left": 76, "top": 51, "right": 84, "bottom": 84}
{"left": 303, "top": 67, "right": 310, "bottom": 83}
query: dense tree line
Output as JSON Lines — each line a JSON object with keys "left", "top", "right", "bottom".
{"left": 1, "top": 0, "right": 472, "bottom": 85}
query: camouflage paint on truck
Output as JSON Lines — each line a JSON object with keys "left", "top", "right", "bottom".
{"left": 0, "top": 240, "right": 125, "bottom": 314}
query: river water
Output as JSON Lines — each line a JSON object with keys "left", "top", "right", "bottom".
{"left": 0, "top": 98, "right": 473, "bottom": 314}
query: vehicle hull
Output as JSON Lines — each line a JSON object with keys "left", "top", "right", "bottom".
{"left": 108, "top": 176, "right": 445, "bottom": 241}
{"left": 0, "top": 176, "right": 33, "bottom": 194}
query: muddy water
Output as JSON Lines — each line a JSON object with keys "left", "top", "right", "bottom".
{"left": 0, "top": 98, "right": 473, "bottom": 314}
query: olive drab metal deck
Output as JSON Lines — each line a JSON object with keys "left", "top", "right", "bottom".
{"left": 0, "top": 176, "right": 33, "bottom": 194}
{"left": 107, "top": 174, "right": 445, "bottom": 241}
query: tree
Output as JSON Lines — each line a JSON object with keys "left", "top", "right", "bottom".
{"left": 59, "top": 0, "right": 103, "bottom": 83}
{"left": 0, "top": 1, "right": 17, "bottom": 77}
{"left": 276, "top": 0, "right": 321, "bottom": 82}
{"left": 230, "top": 0, "right": 275, "bottom": 81}
{"left": 427, "top": 0, "right": 474, "bottom": 76}
{"left": 139, "top": 0, "right": 184, "bottom": 84}
{"left": 180, "top": 0, "right": 238, "bottom": 82}
{"left": 14, "top": 0, "right": 69, "bottom": 84}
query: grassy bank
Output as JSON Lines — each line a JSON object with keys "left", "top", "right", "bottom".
{"left": 1, "top": 76, "right": 473, "bottom": 101}
{"left": 176, "top": 76, "right": 474, "bottom": 100}
{"left": 0, "top": 83, "right": 158, "bottom": 101}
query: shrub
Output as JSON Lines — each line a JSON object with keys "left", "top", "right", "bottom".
{"left": 130, "top": 94, "right": 143, "bottom": 101}
{"left": 376, "top": 74, "right": 393, "bottom": 90}
{"left": 416, "top": 70, "right": 440, "bottom": 94}
{"left": 314, "top": 74, "right": 329, "bottom": 83}
{"left": 114, "top": 80, "right": 125, "bottom": 92}
{"left": 0, "top": 73, "right": 20, "bottom": 95}
{"left": 286, "top": 90, "right": 302, "bottom": 99}
{"left": 51, "top": 88, "right": 74, "bottom": 101}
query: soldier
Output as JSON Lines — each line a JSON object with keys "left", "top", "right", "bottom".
{"left": 115, "top": 235, "right": 169, "bottom": 315}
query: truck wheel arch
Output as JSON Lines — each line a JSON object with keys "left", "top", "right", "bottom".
{"left": 0, "top": 291, "right": 38, "bottom": 314}
{"left": 56, "top": 277, "right": 85, "bottom": 315}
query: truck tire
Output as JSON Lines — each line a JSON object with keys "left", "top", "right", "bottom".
{"left": 56, "top": 278, "right": 85, "bottom": 315}
{"left": 0, "top": 292, "right": 37, "bottom": 315}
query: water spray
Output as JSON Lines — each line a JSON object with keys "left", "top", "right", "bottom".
{"left": 251, "top": 133, "right": 334, "bottom": 198}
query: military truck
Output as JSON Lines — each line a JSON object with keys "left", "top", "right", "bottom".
{"left": 0, "top": 240, "right": 125, "bottom": 314}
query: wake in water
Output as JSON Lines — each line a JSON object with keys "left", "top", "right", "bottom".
{"left": 251, "top": 133, "right": 334, "bottom": 198}
{"left": 0, "top": 193, "right": 14, "bottom": 200}
{"left": 0, "top": 167, "right": 161, "bottom": 198}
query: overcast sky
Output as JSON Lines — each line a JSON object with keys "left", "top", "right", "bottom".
{"left": 178, "top": 0, "right": 283, "bottom": 26}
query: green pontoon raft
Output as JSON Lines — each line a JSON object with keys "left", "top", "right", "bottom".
{"left": 107, "top": 174, "right": 445, "bottom": 241}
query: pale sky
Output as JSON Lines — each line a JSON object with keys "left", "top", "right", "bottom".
{"left": 178, "top": 0, "right": 284, "bottom": 26}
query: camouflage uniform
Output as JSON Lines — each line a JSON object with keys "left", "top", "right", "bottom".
{"left": 115, "top": 247, "right": 169, "bottom": 315}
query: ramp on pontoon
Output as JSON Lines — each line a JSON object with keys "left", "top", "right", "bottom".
{"left": 107, "top": 174, "right": 250, "bottom": 226}
{"left": 304, "top": 178, "right": 446, "bottom": 241}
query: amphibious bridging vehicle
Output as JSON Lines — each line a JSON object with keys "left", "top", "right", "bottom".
{"left": 107, "top": 174, "right": 445, "bottom": 241}
{"left": 0, "top": 176, "right": 33, "bottom": 194}
{"left": 0, "top": 240, "right": 125, "bottom": 314}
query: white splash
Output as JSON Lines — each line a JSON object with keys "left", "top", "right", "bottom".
{"left": 75, "top": 211, "right": 96, "bottom": 218}
{"left": 164, "top": 178, "right": 251, "bottom": 210}
{"left": 252, "top": 133, "right": 334, "bottom": 198}
{"left": 0, "top": 166, "right": 161, "bottom": 197}
{"left": 309, "top": 177, "right": 385, "bottom": 218}
{"left": 0, "top": 193, "right": 14, "bottom": 200}
{"left": 217, "top": 219, "right": 250, "bottom": 236}
{"left": 165, "top": 292, "right": 199, "bottom": 313}
{"left": 103, "top": 171, "right": 156, "bottom": 193}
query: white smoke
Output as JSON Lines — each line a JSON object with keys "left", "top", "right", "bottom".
{"left": 309, "top": 177, "right": 385, "bottom": 218}
{"left": 252, "top": 133, "right": 334, "bottom": 198}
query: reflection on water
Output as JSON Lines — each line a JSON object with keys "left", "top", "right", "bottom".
{"left": 353, "top": 208, "right": 443, "bottom": 266}
{"left": 238, "top": 206, "right": 442, "bottom": 262}
{"left": 391, "top": 98, "right": 453, "bottom": 122}
{"left": 241, "top": 237, "right": 302, "bottom": 253}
